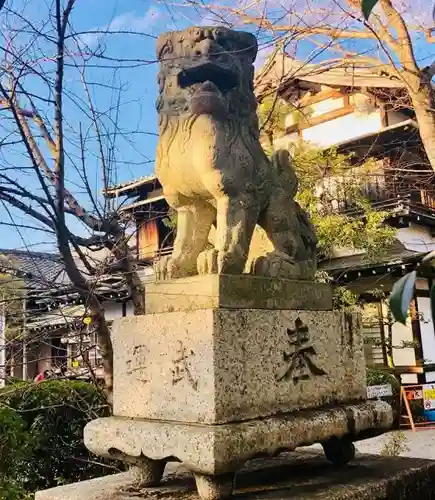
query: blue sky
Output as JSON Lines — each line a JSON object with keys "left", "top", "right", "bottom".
{"left": 0, "top": 0, "right": 167, "bottom": 251}
{"left": 0, "top": 0, "right": 283, "bottom": 252}
{"left": 1, "top": 0, "right": 435, "bottom": 253}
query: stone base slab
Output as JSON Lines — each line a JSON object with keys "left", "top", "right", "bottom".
{"left": 85, "top": 401, "right": 392, "bottom": 476}
{"left": 35, "top": 449, "right": 435, "bottom": 500}
{"left": 144, "top": 274, "right": 332, "bottom": 314}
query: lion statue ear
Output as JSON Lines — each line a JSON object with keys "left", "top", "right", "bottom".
{"left": 237, "top": 31, "right": 258, "bottom": 63}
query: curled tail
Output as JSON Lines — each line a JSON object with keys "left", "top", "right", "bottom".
{"left": 271, "top": 149, "right": 298, "bottom": 197}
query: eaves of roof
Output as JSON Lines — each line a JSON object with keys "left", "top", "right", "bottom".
{"left": 104, "top": 175, "right": 159, "bottom": 198}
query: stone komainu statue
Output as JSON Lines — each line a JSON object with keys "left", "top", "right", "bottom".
{"left": 155, "top": 26, "right": 317, "bottom": 280}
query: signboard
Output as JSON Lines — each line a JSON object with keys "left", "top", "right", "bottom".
{"left": 367, "top": 384, "right": 393, "bottom": 399}
{"left": 406, "top": 388, "right": 423, "bottom": 400}
{"left": 423, "top": 384, "right": 435, "bottom": 410}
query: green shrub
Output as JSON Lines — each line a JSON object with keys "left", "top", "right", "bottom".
{"left": 366, "top": 367, "right": 400, "bottom": 389}
{"left": 0, "top": 478, "right": 32, "bottom": 500}
{"left": 0, "top": 407, "right": 33, "bottom": 477}
{"left": 366, "top": 368, "right": 401, "bottom": 427}
{"left": 0, "top": 380, "right": 123, "bottom": 492}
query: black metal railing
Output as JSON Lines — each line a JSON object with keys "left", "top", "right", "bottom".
{"left": 318, "top": 173, "right": 435, "bottom": 216}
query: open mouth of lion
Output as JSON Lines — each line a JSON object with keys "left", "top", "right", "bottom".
{"left": 178, "top": 63, "right": 239, "bottom": 94}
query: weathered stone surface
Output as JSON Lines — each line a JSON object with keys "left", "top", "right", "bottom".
{"left": 85, "top": 401, "right": 392, "bottom": 476}
{"left": 35, "top": 471, "right": 136, "bottom": 500}
{"left": 112, "top": 309, "right": 365, "bottom": 424}
{"left": 36, "top": 450, "right": 435, "bottom": 500}
{"left": 144, "top": 275, "right": 332, "bottom": 314}
{"left": 154, "top": 26, "right": 317, "bottom": 281}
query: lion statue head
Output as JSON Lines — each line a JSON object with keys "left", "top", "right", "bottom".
{"left": 156, "top": 26, "right": 259, "bottom": 135}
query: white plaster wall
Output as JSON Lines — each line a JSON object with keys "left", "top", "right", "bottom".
{"left": 401, "top": 373, "right": 418, "bottom": 384}
{"left": 329, "top": 225, "right": 435, "bottom": 263}
{"left": 38, "top": 342, "right": 52, "bottom": 373}
{"left": 386, "top": 110, "right": 409, "bottom": 126}
{"left": 284, "top": 97, "right": 345, "bottom": 129}
{"left": 125, "top": 300, "right": 135, "bottom": 317}
{"left": 416, "top": 278, "right": 430, "bottom": 291}
{"left": 103, "top": 301, "right": 133, "bottom": 321}
{"left": 396, "top": 224, "right": 435, "bottom": 252}
{"left": 301, "top": 110, "right": 383, "bottom": 148}
{"left": 392, "top": 320, "right": 417, "bottom": 367}
{"left": 417, "top": 296, "right": 435, "bottom": 365}
{"left": 273, "top": 133, "right": 299, "bottom": 152}
{"left": 309, "top": 97, "right": 344, "bottom": 118}
{"left": 426, "top": 371, "right": 435, "bottom": 383}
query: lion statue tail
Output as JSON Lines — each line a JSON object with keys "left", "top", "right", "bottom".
{"left": 270, "top": 149, "right": 299, "bottom": 197}
{"left": 271, "top": 148, "right": 317, "bottom": 251}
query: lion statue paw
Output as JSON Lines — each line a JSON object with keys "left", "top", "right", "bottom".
{"left": 251, "top": 251, "right": 315, "bottom": 281}
{"left": 197, "top": 248, "right": 246, "bottom": 275}
{"left": 154, "top": 255, "right": 191, "bottom": 281}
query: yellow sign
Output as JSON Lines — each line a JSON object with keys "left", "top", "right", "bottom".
{"left": 83, "top": 316, "right": 92, "bottom": 325}
{"left": 423, "top": 384, "right": 435, "bottom": 410}
{"left": 71, "top": 360, "right": 80, "bottom": 368}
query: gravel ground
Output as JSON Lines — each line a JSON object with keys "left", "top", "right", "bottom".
{"left": 305, "top": 429, "right": 435, "bottom": 460}
{"left": 164, "top": 429, "right": 435, "bottom": 479}
{"left": 355, "top": 429, "right": 435, "bottom": 459}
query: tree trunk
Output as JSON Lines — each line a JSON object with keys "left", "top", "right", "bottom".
{"left": 91, "top": 300, "right": 114, "bottom": 404}
{"left": 409, "top": 83, "right": 435, "bottom": 172}
{"left": 59, "top": 239, "right": 114, "bottom": 401}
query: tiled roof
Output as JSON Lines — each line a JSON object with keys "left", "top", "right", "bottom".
{"left": 0, "top": 248, "right": 143, "bottom": 301}
{"left": 104, "top": 174, "right": 159, "bottom": 198}
{"left": 0, "top": 249, "right": 69, "bottom": 290}
{"left": 255, "top": 52, "right": 407, "bottom": 96}
{"left": 319, "top": 241, "right": 425, "bottom": 273}
{"left": 255, "top": 51, "right": 435, "bottom": 102}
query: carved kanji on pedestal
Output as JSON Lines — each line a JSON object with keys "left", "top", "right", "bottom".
{"left": 277, "top": 318, "right": 326, "bottom": 383}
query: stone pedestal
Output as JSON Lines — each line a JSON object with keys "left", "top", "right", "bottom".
{"left": 82, "top": 275, "right": 393, "bottom": 499}
{"left": 111, "top": 307, "right": 365, "bottom": 424}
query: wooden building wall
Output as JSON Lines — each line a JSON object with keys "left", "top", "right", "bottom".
{"left": 138, "top": 219, "right": 160, "bottom": 260}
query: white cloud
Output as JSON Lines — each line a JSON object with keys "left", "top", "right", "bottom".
{"left": 110, "top": 7, "right": 161, "bottom": 32}
{"left": 78, "top": 7, "right": 161, "bottom": 49}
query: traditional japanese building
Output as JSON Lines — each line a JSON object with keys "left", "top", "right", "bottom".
{"left": 104, "top": 175, "right": 174, "bottom": 264}
{"left": 0, "top": 249, "right": 136, "bottom": 382}
{"left": 256, "top": 52, "right": 435, "bottom": 385}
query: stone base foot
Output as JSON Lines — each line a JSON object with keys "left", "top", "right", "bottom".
{"left": 107, "top": 447, "right": 166, "bottom": 487}
{"left": 194, "top": 473, "right": 235, "bottom": 500}
{"left": 130, "top": 457, "right": 166, "bottom": 487}
{"left": 322, "top": 436, "right": 356, "bottom": 466}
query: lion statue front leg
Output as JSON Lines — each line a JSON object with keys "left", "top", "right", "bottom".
{"left": 197, "top": 195, "right": 260, "bottom": 275}
{"left": 154, "top": 194, "right": 215, "bottom": 280}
